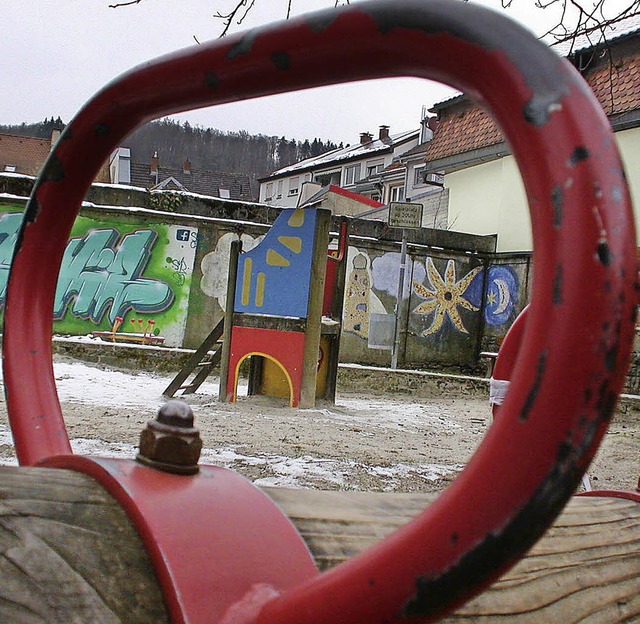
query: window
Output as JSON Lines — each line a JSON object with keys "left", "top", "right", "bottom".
{"left": 265, "top": 182, "right": 274, "bottom": 201}
{"left": 413, "top": 166, "right": 426, "bottom": 186}
{"left": 390, "top": 185, "right": 405, "bottom": 202}
{"left": 315, "top": 171, "right": 340, "bottom": 187}
{"left": 366, "top": 161, "right": 383, "bottom": 177}
{"left": 219, "top": 188, "right": 231, "bottom": 199}
{"left": 343, "top": 164, "right": 360, "bottom": 186}
{"left": 288, "top": 176, "right": 299, "bottom": 196}
{"left": 276, "top": 179, "right": 283, "bottom": 199}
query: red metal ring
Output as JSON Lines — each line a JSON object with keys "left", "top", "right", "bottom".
{"left": 3, "top": 1, "right": 636, "bottom": 622}
{"left": 578, "top": 490, "right": 640, "bottom": 503}
{"left": 491, "top": 305, "right": 528, "bottom": 418}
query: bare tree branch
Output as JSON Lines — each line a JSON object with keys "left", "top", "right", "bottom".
{"left": 213, "top": 0, "right": 258, "bottom": 37}
{"left": 108, "top": 0, "right": 632, "bottom": 49}
{"left": 109, "top": 0, "right": 142, "bottom": 7}
{"left": 535, "top": 0, "right": 639, "bottom": 51}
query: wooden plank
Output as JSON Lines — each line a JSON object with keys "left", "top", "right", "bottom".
{"left": 218, "top": 239, "right": 241, "bottom": 402}
{"left": 264, "top": 488, "right": 640, "bottom": 622}
{"left": 300, "top": 208, "right": 331, "bottom": 408}
{"left": 162, "top": 317, "right": 224, "bottom": 397}
{"left": 233, "top": 313, "right": 307, "bottom": 333}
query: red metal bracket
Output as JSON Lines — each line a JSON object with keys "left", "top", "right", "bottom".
{"left": 38, "top": 455, "right": 318, "bottom": 624}
{"left": 3, "top": 0, "right": 637, "bottom": 622}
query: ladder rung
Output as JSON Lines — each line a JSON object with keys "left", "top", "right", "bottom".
{"left": 196, "top": 361, "right": 214, "bottom": 369}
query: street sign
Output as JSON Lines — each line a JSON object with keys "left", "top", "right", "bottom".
{"left": 388, "top": 202, "right": 423, "bottom": 229}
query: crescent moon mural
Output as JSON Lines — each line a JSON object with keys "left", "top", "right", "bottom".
{"left": 493, "top": 278, "right": 511, "bottom": 316}
{"left": 485, "top": 266, "right": 519, "bottom": 326}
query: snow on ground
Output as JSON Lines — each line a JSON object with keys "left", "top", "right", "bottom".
{"left": 0, "top": 360, "right": 466, "bottom": 490}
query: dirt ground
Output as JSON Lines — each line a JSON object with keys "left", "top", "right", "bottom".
{"left": 1, "top": 356, "right": 637, "bottom": 495}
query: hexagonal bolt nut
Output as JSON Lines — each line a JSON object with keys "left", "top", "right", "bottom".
{"left": 136, "top": 400, "right": 203, "bottom": 475}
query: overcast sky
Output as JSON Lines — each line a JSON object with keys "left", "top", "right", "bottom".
{"left": 1, "top": 0, "right": 587, "bottom": 144}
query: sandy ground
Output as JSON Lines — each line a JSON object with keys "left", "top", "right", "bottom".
{"left": 0, "top": 356, "right": 638, "bottom": 494}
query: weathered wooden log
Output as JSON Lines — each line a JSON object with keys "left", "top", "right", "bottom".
{"left": 267, "top": 488, "right": 640, "bottom": 623}
{"left": 0, "top": 466, "right": 170, "bottom": 624}
{"left": 1, "top": 466, "right": 638, "bottom": 623}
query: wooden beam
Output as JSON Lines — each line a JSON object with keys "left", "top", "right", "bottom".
{"left": 265, "top": 487, "right": 640, "bottom": 622}
{"left": 0, "top": 466, "right": 169, "bottom": 624}
{"left": 0, "top": 466, "right": 638, "bottom": 623}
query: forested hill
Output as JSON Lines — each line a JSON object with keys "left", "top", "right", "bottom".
{"left": 0, "top": 117, "right": 340, "bottom": 181}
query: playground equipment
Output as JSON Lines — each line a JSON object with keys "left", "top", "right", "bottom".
{"left": 218, "top": 209, "right": 347, "bottom": 408}
{"left": 163, "top": 213, "right": 347, "bottom": 404}
{"left": 2, "top": 1, "right": 639, "bottom": 622}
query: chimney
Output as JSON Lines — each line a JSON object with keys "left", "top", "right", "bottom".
{"left": 378, "top": 125, "right": 390, "bottom": 142}
{"left": 50, "top": 128, "right": 61, "bottom": 151}
{"left": 150, "top": 151, "right": 159, "bottom": 174}
{"left": 360, "top": 131, "right": 373, "bottom": 145}
{"left": 183, "top": 158, "right": 191, "bottom": 174}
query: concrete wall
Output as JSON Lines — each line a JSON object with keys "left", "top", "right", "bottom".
{"left": 0, "top": 174, "right": 518, "bottom": 372}
{"left": 341, "top": 238, "right": 530, "bottom": 371}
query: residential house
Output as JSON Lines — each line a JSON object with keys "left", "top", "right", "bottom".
{"left": 352, "top": 113, "right": 449, "bottom": 228}
{"left": 422, "top": 16, "right": 640, "bottom": 252}
{"left": 258, "top": 126, "right": 419, "bottom": 208}
{"left": 0, "top": 129, "right": 109, "bottom": 182}
{"left": 111, "top": 148, "right": 254, "bottom": 202}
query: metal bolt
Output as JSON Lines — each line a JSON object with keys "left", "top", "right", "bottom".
{"left": 136, "top": 400, "right": 202, "bottom": 475}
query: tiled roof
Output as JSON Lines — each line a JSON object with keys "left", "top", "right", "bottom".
{"left": 0, "top": 133, "right": 52, "bottom": 176}
{"left": 424, "top": 32, "right": 640, "bottom": 165}
{"left": 552, "top": 14, "right": 640, "bottom": 55}
{"left": 423, "top": 100, "right": 504, "bottom": 163}
{"left": 584, "top": 44, "right": 640, "bottom": 116}
{"left": 301, "top": 184, "right": 383, "bottom": 209}
{"left": 399, "top": 140, "right": 432, "bottom": 159}
{"left": 130, "top": 162, "right": 254, "bottom": 201}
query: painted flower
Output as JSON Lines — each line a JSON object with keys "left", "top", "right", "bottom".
{"left": 413, "top": 258, "right": 482, "bottom": 336}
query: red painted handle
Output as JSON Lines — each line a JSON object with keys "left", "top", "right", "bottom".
{"left": 3, "top": 1, "right": 636, "bottom": 622}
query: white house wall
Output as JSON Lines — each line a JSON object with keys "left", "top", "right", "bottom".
{"left": 445, "top": 126, "right": 639, "bottom": 252}
{"left": 446, "top": 157, "right": 531, "bottom": 253}
{"left": 617, "top": 127, "right": 640, "bottom": 233}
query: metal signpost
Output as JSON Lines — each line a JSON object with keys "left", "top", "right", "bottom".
{"left": 388, "top": 202, "right": 423, "bottom": 369}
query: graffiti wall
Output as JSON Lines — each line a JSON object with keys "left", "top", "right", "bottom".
{"left": 0, "top": 176, "right": 529, "bottom": 367}
{"left": 0, "top": 203, "right": 198, "bottom": 347}
{"left": 342, "top": 243, "right": 530, "bottom": 369}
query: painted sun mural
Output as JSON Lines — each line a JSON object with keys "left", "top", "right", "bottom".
{"left": 412, "top": 258, "right": 482, "bottom": 336}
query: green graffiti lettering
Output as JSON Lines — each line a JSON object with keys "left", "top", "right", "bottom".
{"left": 54, "top": 228, "right": 174, "bottom": 324}
{"left": 0, "top": 213, "right": 23, "bottom": 303}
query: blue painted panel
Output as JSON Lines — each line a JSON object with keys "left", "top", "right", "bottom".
{"left": 234, "top": 208, "right": 318, "bottom": 318}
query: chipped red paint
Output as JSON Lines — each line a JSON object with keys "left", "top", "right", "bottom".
{"left": 38, "top": 455, "right": 318, "bottom": 624}
{"left": 2, "top": 1, "right": 636, "bottom": 623}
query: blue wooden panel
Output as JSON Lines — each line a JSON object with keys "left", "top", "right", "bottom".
{"left": 234, "top": 209, "right": 318, "bottom": 318}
